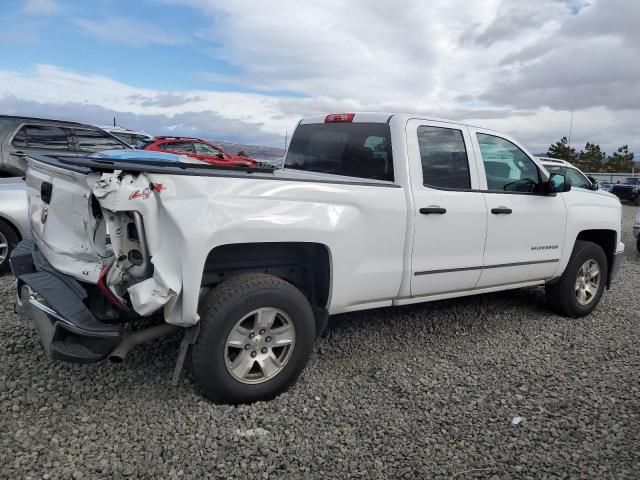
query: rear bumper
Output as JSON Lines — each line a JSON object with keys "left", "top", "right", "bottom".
{"left": 11, "top": 240, "right": 122, "bottom": 363}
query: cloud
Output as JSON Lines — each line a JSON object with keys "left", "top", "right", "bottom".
{"left": 0, "top": 65, "right": 292, "bottom": 146}
{"left": 23, "top": 0, "right": 59, "bottom": 16}
{"left": 2, "top": 0, "right": 639, "bottom": 154}
{"left": 0, "top": 95, "right": 282, "bottom": 146}
{"left": 73, "top": 17, "right": 190, "bottom": 46}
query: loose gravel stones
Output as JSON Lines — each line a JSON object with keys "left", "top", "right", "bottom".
{"left": 1, "top": 206, "right": 639, "bottom": 479}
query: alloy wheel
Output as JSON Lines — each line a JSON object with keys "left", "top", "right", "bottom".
{"left": 224, "top": 308, "right": 296, "bottom": 384}
{"left": 575, "top": 259, "right": 600, "bottom": 305}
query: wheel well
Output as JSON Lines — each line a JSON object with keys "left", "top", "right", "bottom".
{"left": 202, "top": 242, "right": 331, "bottom": 309}
{"left": 0, "top": 216, "right": 22, "bottom": 242}
{"left": 576, "top": 229, "right": 616, "bottom": 274}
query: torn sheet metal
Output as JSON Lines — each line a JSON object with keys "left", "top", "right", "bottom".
{"left": 128, "top": 277, "right": 177, "bottom": 317}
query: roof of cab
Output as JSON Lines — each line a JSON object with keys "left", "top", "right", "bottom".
{"left": 298, "top": 112, "right": 499, "bottom": 131}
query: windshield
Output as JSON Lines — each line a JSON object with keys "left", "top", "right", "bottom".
{"left": 285, "top": 122, "right": 394, "bottom": 181}
{"left": 134, "top": 139, "right": 154, "bottom": 149}
{"left": 625, "top": 178, "right": 640, "bottom": 185}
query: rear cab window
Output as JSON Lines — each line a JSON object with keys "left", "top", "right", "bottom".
{"left": 285, "top": 122, "right": 394, "bottom": 181}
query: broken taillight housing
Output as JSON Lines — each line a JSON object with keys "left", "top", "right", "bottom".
{"left": 97, "top": 261, "right": 128, "bottom": 311}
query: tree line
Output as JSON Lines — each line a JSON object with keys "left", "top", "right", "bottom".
{"left": 546, "top": 137, "right": 635, "bottom": 172}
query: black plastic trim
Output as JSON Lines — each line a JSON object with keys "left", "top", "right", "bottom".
{"left": 415, "top": 258, "right": 560, "bottom": 276}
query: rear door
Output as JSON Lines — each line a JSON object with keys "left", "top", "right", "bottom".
{"left": 471, "top": 129, "right": 567, "bottom": 288}
{"left": 407, "top": 119, "right": 488, "bottom": 296}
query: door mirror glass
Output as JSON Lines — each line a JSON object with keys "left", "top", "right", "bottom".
{"left": 549, "top": 173, "right": 571, "bottom": 193}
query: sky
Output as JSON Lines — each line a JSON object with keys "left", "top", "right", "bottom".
{"left": 0, "top": 0, "right": 637, "bottom": 153}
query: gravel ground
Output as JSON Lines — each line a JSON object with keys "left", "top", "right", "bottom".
{"left": 1, "top": 206, "right": 639, "bottom": 480}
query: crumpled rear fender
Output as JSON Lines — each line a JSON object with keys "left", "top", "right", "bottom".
{"left": 90, "top": 171, "right": 188, "bottom": 325}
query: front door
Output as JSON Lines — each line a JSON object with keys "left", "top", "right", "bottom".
{"left": 470, "top": 130, "right": 567, "bottom": 288}
{"left": 407, "top": 119, "right": 488, "bottom": 297}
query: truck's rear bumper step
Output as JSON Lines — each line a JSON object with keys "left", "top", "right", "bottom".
{"left": 11, "top": 240, "right": 122, "bottom": 363}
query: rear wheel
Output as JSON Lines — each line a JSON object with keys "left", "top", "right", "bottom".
{"left": 192, "top": 273, "right": 315, "bottom": 404}
{"left": 0, "top": 219, "right": 19, "bottom": 274}
{"left": 546, "top": 240, "right": 607, "bottom": 318}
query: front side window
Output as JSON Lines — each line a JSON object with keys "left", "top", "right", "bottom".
{"left": 73, "top": 128, "right": 127, "bottom": 152}
{"left": 16, "top": 125, "right": 70, "bottom": 150}
{"left": 418, "top": 126, "right": 470, "bottom": 189}
{"left": 194, "top": 142, "right": 222, "bottom": 156}
{"left": 477, "top": 133, "right": 540, "bottom": 193}
{"left": 285, "top": 123, "right": 393, "bottom": 181}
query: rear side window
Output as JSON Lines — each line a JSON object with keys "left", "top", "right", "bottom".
{"left": 73, "top": 128, "right": 127, "bottom": 152}
{"left": 285, "top": 123, "right": 394, "bottom": 181}
{"left": 13, "top": 125, "right": 71, "bottom": 150}
{"left": 161, "top": 141, "right": 194, "bottom": 153}
{"left": 418, "top": 126, "right": 470, "bottom": 189}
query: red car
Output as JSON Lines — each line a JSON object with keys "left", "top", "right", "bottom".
{"left": 137, "top": 136, "right": 256, "bottom": 168}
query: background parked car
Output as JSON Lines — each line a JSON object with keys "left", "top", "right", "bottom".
{"left": 0, "top": 177, "right": 29, "bottom": 273}
{"left": 611, "top": 177, "right": 640, "bottom": 205}
{"left": 598, "top": 180, "right": 613, "bottom": 192}
{"left": 96, "top": 125, "right": 153, "bottom": 147}
{"left": 0, "top": 115, "right": 130, "bottom": 176}
{"left": 537, "top": 157, "right": 600, "bottom": 191}
{"left": 137, "top": 136, "right": 257, "bottom": 168}
{"left": 634, "top": 208, "right": 640, "bottom": 253}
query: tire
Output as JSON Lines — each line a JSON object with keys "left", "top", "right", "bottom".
{"left": 635, "top": 197, "right": 640, "bottom": 206}
{"left": 0, "top": 219, "right": 19, "bottom": 274}
{"left": 192, "top": 273, "right": 316, "bottom": 404}
{"left": 545, "top": 240, "right": 608, "bottom": 318}
{"left": 636, "top": 238, "right": 640, "bottom": 254}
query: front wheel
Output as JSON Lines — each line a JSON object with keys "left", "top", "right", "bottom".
{"left": 546, "top": 240, "right": 607, "bottom": 318}
{"left": 191, "top": 273, "right": 316, "bottom": 404}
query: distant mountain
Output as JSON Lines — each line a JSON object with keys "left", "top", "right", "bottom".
{"left": 209, "top": 140, "right": 285, "bottom": 164}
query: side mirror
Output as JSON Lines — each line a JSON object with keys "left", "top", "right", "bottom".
{"left": 548, "top": 173, "right": 571, "bottom": 193}
{"left": 587, "top": 175, "right": 599, "bottom": 190}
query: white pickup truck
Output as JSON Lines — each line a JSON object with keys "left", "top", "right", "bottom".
{"left": 12, "top": 112, "right": 624, "bottom": 404}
